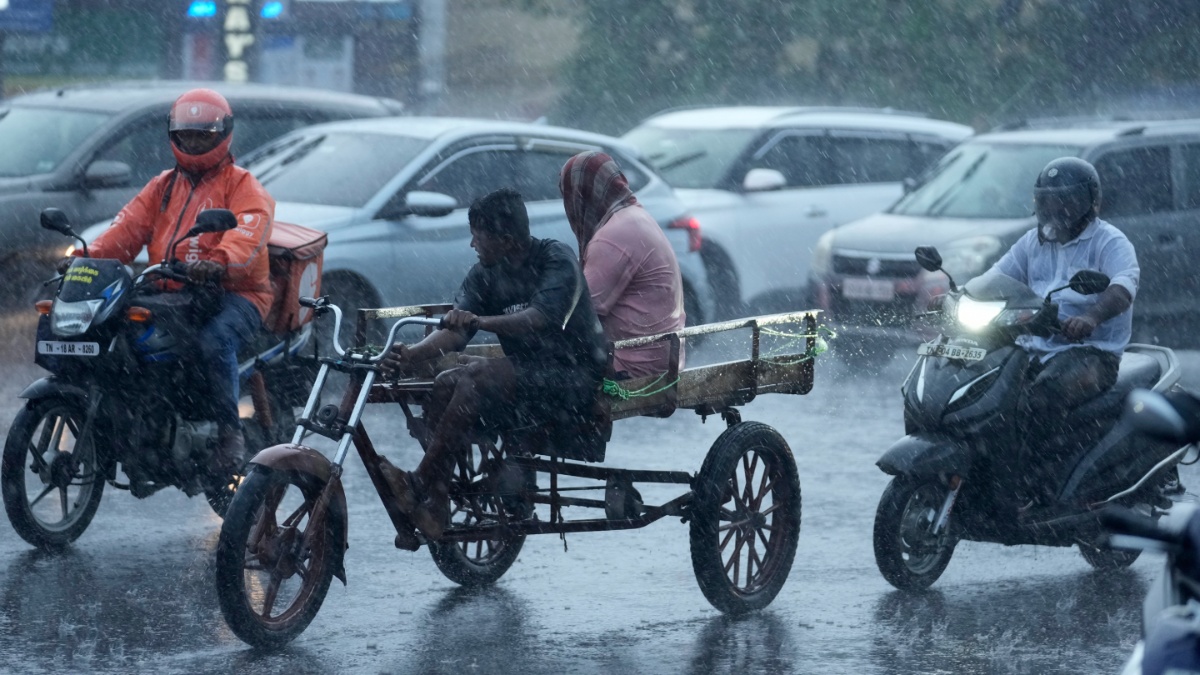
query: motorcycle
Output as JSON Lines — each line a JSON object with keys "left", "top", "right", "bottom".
{"left": 1103, "top": 389, "right": 1200, "bottom": 675}
{"left": 0, "top": 208, "right": 314, "bottom": 550}
{"left": 872, "top": 245, "right": 1189, "bottom": 590}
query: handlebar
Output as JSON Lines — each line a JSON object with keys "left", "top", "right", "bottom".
{"left": 135, "top": 262, "right": 194, "bottom": 286}
{"left": 299, "top": 296, "right": 441, "bottom": 364}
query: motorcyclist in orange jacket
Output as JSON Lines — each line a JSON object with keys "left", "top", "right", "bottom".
{"left": 66, "top": 88, "right": 274, "bottom": 485}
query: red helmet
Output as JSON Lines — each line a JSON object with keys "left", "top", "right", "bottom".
{"left": 168, "top": 89, "right": 234, "bottom": 173}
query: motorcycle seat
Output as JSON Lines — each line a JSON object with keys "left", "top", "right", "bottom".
{"left": 1068, "top": 351, "right": 1162, "bottom": 422}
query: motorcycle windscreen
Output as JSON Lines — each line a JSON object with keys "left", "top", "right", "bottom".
{"left": 58, "top": 258, "right": 130, "bottom": 303}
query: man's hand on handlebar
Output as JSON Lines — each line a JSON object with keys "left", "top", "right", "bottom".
{"left": 441, "top": 309, "right": 480, "bottom": 333}
{"left": 186, "top": 260, "right": 225, "bottom": 284}
{"left": 1062, "top": 314, "right": 1099, "bottom": 341}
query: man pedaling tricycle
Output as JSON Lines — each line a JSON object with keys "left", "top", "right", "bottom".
{"left": 377, "top": 187, "right": 608, "bottom": 545}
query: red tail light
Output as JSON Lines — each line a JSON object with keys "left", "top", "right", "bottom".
{"left": 668, "top": 215, "right": 702, "bottom": 252}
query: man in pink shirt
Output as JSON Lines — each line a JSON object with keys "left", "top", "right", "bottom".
{"left": 560, "top": 151, "right": 686, "bottom": 378}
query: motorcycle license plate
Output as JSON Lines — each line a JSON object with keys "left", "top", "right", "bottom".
{"left": 917, "top": 342, "right": 986, "bottom": 361}
{"left": 37, "top": 341, "right": 100, "bottom": 357}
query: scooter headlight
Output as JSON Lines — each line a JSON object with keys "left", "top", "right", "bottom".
{"left": 51, "top": 298, "right": 104, "bottom": 337}
{"left": 956, "top": 296, "right": 1005, "bottom": 331}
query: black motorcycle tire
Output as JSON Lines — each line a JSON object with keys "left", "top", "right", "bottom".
{"left": 874, "top": 477, "right": 957, "bottom": 591}
{"left": 2, "top": 397, "right": 105, "bottom": 550}
{"left": 689, "top": 422, "right": 802, "bottom": 614}
{"left": 215, "top": 466, "right": 337, "bottom": 648}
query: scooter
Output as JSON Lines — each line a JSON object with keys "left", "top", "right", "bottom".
{"left": 872, "top": 246, "right": 1189, "bottom": 591}
{"left": 1104, "top": 389, "right": 1200, "bottom": 675}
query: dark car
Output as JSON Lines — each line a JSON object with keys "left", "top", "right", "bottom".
{"left": 809, "top": 117, "right": 1200, "bottom": 348}
{"left": 0, "top": 80, "right": 403, "bottom": 304}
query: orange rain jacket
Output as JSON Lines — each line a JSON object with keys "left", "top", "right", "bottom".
{"left": 80, "top": 157, "right": 276, "bottom": 319}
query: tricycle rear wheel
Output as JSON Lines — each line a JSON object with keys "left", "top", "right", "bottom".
{"left": 689, "top": 422, "right": 801, "bottom": 614}
{"left": 429, "top": 441, "right": 526, "bottom": 587}
{"left": 215, "top": 466, "right": 337, "bottom": 648}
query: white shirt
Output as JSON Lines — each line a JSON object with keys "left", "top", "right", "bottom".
{"left": 989, "top": 218, "right": 1139, "bottom": 356}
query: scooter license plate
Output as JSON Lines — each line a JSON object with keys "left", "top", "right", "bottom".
{"left": 37, "top": 341, "right": 100, "bottom": 357}
{"left": 917, "top": 342, "right": 986, "bottom": 361}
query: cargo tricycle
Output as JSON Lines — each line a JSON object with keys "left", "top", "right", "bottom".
{"left": 214, "top": 297, "right": 822, "bottom": 647}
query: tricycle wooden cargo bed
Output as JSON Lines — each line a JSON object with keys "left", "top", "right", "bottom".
{"left": 213, "top": 298, "right": 823, "bottom": 648}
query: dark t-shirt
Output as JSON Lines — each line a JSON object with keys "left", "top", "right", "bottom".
{"left": 456, "top": 238, "right": 608, "bottom": 379}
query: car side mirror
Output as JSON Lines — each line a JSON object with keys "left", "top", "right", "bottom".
{"left": 1068, "top": 270, "right": 1110, "bottom": 295}
{"left": 742, "top": 168, "right": 787, "bottom": 192}
{"left": 914, "top": 246, "right": 943, "bottom": 273}
{"left": 83, "top": 160, "right": 132, "bottom": 189}
{"left": 40, "top": 208, "right": 74, "bottom": 236}
{"left": 387, "top": 191, "right": 458, "bottom": 219}
{"left": 186, "top": 209, "right": 239, "bottom": 238}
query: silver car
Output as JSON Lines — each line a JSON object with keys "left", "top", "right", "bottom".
{"left": 240, "top": 117, "right": 714, "bottom": 338}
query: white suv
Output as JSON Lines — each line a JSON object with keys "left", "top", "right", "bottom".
{"left": 623, "top": 107, "right": 973, "bottom": 318}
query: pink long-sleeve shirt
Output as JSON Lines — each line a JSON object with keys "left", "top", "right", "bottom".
{"left": 582, "top": 205, "right": 686, "bottom": 378}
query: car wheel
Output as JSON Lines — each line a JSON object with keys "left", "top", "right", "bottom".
{"left": 701, "top": 244, "right": 744, "bottom": 321}
{"left": 318, "top": 273, "right": 383, "bottom": 352}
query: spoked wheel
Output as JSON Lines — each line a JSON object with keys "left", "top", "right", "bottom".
{"left": 873, "top": 477, "right": 957, "bottom": 591}
{"left": 1, "top": 397, "right": 105, "bottom": 549}
{"left": 429, "top": 440, "right": 526, "bottom": 587}
{"left": 1078, "top": 539, "right": 1140, "bottom": 570}
{"left": 690, "top": 422, "right": 801, "bottom": 614}
{"left": 215, "top": 466, "right": 338, "bottom": 648}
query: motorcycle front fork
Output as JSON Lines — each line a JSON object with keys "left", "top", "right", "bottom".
{"left": 933, "top": 475, "right": 962, "bottom": 536}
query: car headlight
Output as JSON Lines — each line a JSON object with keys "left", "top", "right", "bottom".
{"left": 956, "top": 296, "right": 1005, "bottom": 331}
{"left": 810, "top": 231, "right": 835, "bottom": 277}
{"left": 51, "top": 298, "right": 104, "bottom": 337}
{"left": 941, "top": 236, "right": 1002, "bottom": 282}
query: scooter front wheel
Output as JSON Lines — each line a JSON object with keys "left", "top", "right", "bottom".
{"left": 215, "top": 465, "right": 337, "bottom": 648}
{"left": 873, "top": 477, "right": 957, "bottom": 591}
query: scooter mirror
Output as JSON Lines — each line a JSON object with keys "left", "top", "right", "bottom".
{"left": 914, "top": 246, "right": 943, "bottom": 273}
{"left": 40, "top": 208, "right": 73, "bottom": 236}
{"left": 1069, "top": 270, "right": 1111, "bottom": 295}
{"left": 185, "top": 209, "right": 239, "bottom": 239}
{"left": 1125, "top": 389, "right": 1190, "bottom": 444}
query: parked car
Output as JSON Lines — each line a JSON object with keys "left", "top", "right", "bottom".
{"left": 809, "top": 117, "right": 1200, "bottom": 347}
{"left": 622, "top": 106, "right": 973, "bottom": 318}
{"left": 0, "top": 80, "right": 403, "bottom": 306}
{"left": 229, "top": 116, "right": 714, "bottom": 340}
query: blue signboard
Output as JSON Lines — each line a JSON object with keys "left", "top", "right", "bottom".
{"left": 0, "top": 0, "right": 55, "bottom": 33}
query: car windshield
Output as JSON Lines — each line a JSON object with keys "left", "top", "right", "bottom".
{"left": 622, "top": 125, "right": 758, "bottom": 189}
{"left": 889, "top": 141, "right": 1082, "bottom": 219}
{"left": 0, "top": 107, "right": 111, "bottom": 177}
{"left": 246, "top": 131, "right": 430, "bottom": 207}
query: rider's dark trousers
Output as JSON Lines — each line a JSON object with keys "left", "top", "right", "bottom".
{"left": 197, "top": 293, "right": 262, "bottom": 428}
{"left": 1019, "top": 346, "right": 1121, "bottom": 501}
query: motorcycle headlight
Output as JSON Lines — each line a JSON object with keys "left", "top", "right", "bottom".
{"left": 941, "top": 236, "right": 1003, "bottom": 281}
{"left": 956, "top": 296, "right": 1005, "bottom": 331}
{"left": 51, "top": 298, "right": 104, "bottom": 337}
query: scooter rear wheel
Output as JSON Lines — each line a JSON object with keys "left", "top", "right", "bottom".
{"left": 874, "top": 477, "right": 957, "bottom": 591}
{"left": 215, "top": 466, "right": 337, "bottom": 648}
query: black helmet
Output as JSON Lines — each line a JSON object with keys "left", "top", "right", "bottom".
{"left": 1034, "top": 157, "right": 1101, "bottom": 243}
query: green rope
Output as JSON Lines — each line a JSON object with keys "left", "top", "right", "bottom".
{"left": 602, "top": 372, "right": 680, "bottom": 400}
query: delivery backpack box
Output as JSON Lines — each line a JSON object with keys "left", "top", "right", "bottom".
{"left": 266, "top": 221, "right": 327, "bottom": 334}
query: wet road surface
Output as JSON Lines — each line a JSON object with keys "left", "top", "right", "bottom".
{"left": 0, "top": 317, "right": 1194, "bottom": 674}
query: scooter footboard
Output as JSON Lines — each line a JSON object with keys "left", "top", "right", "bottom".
{"left": 877, "top": 434, "right": 972, "bottom": 478}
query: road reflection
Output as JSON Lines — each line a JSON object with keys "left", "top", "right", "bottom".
{"left": 870, "top": 571, "right": 1145, "bottom": 674}
{"left": 686, "top": 612, "right": 793, "bottom": 675}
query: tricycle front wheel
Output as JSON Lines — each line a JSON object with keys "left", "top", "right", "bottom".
{"left": 215, "top": 466, "right": 337, "bottom": 648}
{"left": 689, "top": 422, "right": 801, "bottom": 614}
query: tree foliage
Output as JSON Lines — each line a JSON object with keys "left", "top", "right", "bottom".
{"left": 520, "top": 0, "right": 1200, "bottom": 134}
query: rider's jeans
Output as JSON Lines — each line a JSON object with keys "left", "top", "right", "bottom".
{"left": 197, "top": 293, "right": 262, "bottom": 428}
{"left": 1019, "top": 346, "right": 1120, "bottom": 500}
